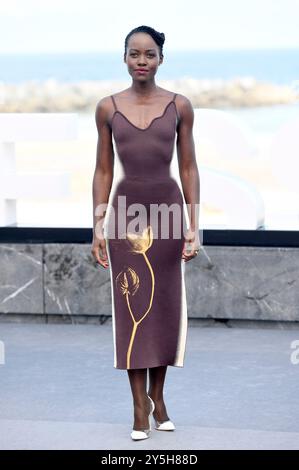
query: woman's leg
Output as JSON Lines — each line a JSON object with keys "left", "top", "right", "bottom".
{"left": 127, "top": 368, "right": 152, "bottom": 430}
{"left": 148, "top": 366, "right": 170, "bottom": 422}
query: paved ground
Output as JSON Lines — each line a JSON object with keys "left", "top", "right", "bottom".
{"left": 0, "top": 319, "right": 299, "bottom": 450}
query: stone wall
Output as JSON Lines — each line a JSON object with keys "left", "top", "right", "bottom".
{"left": 0, "top": 243, "right": 298, "bottom": 322}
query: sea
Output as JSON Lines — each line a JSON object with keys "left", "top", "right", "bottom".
{"left": 1, "top": 47, "right": 298, "bottom": 133}
{"left": 0, "top": 48, "right": 299, "bottom": 85}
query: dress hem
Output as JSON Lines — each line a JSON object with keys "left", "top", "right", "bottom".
{"left": 114, "top": 362, "right": 184, "bottom": 370}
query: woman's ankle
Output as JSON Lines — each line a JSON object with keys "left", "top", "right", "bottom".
{"left": 148, "top": 393, "right": 164, "bottom": 403}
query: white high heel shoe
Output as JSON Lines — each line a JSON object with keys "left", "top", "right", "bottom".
{"left": 130, "top": 396, "right": 155, "bottom": 441}
{"left": 154, "top": 419, "right": 176, "bottom": 431}
{"left": 150, "top": 395, "right": 176, "bottom": 431}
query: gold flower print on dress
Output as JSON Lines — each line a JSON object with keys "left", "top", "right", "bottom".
{"left": 115, "top": 225, "right": 155, "bottom": 369}
{"left": 116, "top": 267, "right": 139, "bottom": 297}
{"left": 126, "top": 225, "right": 153, "bottom": 254}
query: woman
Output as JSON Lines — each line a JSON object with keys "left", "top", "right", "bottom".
{"left": 91, "top": 25, "right": 200, "bottom": 441}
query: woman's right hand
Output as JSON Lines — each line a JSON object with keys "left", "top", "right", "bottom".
{"left": 91, "top": 236, "right": 109, "bottom": 269}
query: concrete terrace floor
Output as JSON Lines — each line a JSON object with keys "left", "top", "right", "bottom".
{"left": 0, "top": 318, "right": 299, "bottom": 450}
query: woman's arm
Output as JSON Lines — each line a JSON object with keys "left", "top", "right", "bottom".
{"left": 176, "top": 94, "right": 201, "bottom": 261}
{"left": 91, "top": 97, "right": 114, "bottom": 268}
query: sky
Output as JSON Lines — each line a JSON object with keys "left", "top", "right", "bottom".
{"left": 0, "top": 0, "right": 299, "bottom": 54}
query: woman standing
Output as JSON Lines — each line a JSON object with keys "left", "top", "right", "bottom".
{"left": 91, "top": 25, "right": 200, "bottom": 441}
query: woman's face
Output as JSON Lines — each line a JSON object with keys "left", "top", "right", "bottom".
{"left": 124, "top": 32, "right": 163, "bottom": 81}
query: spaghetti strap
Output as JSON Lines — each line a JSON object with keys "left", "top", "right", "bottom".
{"left": 110, "top": 95, "right": 117, "bottom": 111}
{"left": 172, "top": 93, "right": 179, "bottom": 120}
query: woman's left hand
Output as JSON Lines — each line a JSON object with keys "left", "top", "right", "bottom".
{"left": 182, "top": 228, "right": 201, "bottom": 262}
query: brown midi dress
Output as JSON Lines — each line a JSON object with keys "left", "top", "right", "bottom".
{"left": 104, "top": 92, "right": 188, "bottom": 370}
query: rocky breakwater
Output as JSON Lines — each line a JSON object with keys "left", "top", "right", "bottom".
{"left": 0, "top": 77, "right": 298, "bottom": 112}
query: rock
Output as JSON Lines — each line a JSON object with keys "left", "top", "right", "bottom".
{"left": 0, "top": 78, "right": 298, "bottom": 112}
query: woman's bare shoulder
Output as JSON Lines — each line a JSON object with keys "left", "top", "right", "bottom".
{"left": 175, "top": 92, "right": 193, "bottom": 108}
{"left": 95, "top": 94, "right": 114, "bottom": 114}
{"left": 95, "top": 95, "right": 116, "bottom": 131}
{"left": 173, "top": 93, "right": 194, "bottom": 121}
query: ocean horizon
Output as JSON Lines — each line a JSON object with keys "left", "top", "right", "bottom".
{"left": 1, "top": 48, "right": 299, "bottom": 85}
